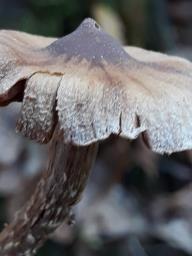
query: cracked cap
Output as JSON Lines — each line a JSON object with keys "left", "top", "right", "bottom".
{"left": 0, "top": 18, "right": 192, "bottom": 153}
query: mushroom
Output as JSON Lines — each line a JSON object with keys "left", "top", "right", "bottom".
{"left": 0, "top": 18, "right": 192, "bottom": 255}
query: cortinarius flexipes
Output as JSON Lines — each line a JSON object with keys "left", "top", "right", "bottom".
{"left": 0, "top": 18, "right": 192, "bottom": 255}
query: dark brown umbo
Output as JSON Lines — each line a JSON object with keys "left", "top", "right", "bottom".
{"left": 0, "top": 18, "right": 192, "bottom": 255}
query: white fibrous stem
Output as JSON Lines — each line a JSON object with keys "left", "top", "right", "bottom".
{"left": 0, "top": 132, "right": 98, "bottom": 256}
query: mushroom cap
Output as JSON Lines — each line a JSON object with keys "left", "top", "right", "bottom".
{"left": 0, "top": 18, "right": 192, "bottom": 153}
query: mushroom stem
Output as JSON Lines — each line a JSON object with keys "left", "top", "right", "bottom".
{"left": 0, "top": 132, "right": 98, "bottom": 256}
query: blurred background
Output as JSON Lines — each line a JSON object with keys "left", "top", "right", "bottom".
{"left": 0, "top": 0, "right": 192, "bottom": 255}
